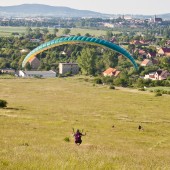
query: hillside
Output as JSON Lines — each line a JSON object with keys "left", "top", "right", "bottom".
{"left": 0, "top": 77, "right": 170, "bottom": 169}
{"left": 0, "top": 4, "right": 110, "bottom": 18}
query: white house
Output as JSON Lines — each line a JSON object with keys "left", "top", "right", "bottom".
{"left": 19, "top": 70, "right": 56, "bottom": 78}
{"left": 0, "top": 68, "right": 15, "bottom": 74}
{"left": 144, "top": 70, "right": 170, "bottom": 80}
{"left": 59, "top": 63, "right": 79, "bottom": 75}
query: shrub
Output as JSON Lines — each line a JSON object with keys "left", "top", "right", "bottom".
{"left": 162, "top": 90, "right": 168, "bottom": 94}
{"left": 138, "top": 88, "right": 145, "bottom": 91}
{"left": 94, "top": 78, "right": 103, "bottom": 84}
{"left": 102, "top": 76, "right": 114, "bottom": 84}
{"left": 0, "top": 99, "right": 7, "bottom": 108}
{"left": 64, "top": 137, "right": 70, "bottom": 142}
{"left": 84, "top": 78, "right": 89, "bottom": 82}
{"left": 109, "top": 85, "right": 115, "bottom": 89}
{"left": 154, "top": 89, "right": 161, "bottom": 93}
{"left": 155, "top": 92, "right": 162, "bottom": 97}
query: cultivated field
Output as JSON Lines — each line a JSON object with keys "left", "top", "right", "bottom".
{"left": 0, "top": 77, "right": 170, "bottom": 169}
{"left": 0, "top": 26, "right": 111, "bottom": 37}
{"left": 0, "top": 26, "right": 26, "bottom": 36}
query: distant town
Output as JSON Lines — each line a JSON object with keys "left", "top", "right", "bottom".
{"left": 0, "top": 5, "right": 170, "bottom": 94}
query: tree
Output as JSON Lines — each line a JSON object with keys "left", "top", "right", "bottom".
{"left": 85, "top": 33, "right": 91, "bottom": 37}
{"left": 62, "top": 28, "right": 71, "bottom": 35}
{"left": 42, "top": 28, "right": 49, "bottom": 35}
{"left": 25, "top": 62, "right": 32, "bottom": 71}
{"left": 77, "top": 48, "right": 97, "bottom": 75}
{"left": 159, "top": 57, "right": 170, "bottom": 71}
{"left": 26, "top": 27, "right": 32, "bottom": 35}
{"left": 105, "top": 30, "right": 113, "bottom": 40}
{"left": 53, "top": 28, "right": 59, "bottom": 36}
{"left": 128, "top": 44, "right": 135, "bottom": 55}
{"left": 102, "top": 50, "right": 118, "bottom": 68}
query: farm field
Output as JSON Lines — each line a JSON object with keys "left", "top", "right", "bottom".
{"left": 0, "top": 77, "right": 170, "bottom": 169}
{"left": 0, "top": 26, "right": 26, "bottom": 36}
{"left": 0, "top": 26, "right": 116, "bottom": 37}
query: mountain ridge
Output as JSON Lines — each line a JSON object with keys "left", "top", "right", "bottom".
{"left": 0, "top": 4, "right": 109, "bottom": 18}
{"left": 0, "top": 4, "right": 170, "bottom": 19}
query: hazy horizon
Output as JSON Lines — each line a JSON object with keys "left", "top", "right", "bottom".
{"left": 0, "top": 0, "right": 170, "bottom": 15}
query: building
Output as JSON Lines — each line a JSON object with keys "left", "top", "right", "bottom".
{"left": 0, "top": 68, "right": 15, "bottom": 74}
{"left": 19, "top": 70, "right": 56, "bottom": 78}
{"left": 154, "top": 15, "right": 163, "bottom": 23}
{"left": 146, "top": 52, "right": 157, "bottom": 58}
{"left": 59, "top": 63, "right": 79, "bottom": 75}
{"left": 141, "top": 59, "right": 153, "bottom": 66}
{"left": 29, "top": 57, "right": 40, "bottom": 70}
{"left": 158, "top": 48, "right": 170, "bottom": 56}
{"left": 144, "top": 70, "right": 170, "bottom": 80}
{"left": 103, "top": 68, "right": 120, "bottom": 77}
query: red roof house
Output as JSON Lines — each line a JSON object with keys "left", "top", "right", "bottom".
{"left": 141, "top": 59, "right": 153, "bottom": 66}
{"left": 103, "top": 68, "right": 120, "bottom": 77}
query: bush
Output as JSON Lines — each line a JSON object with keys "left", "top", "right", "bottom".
{"left": 154, "top": 89, "right": 161, "bottom": 93}
{"left": 155, "top": 92, "right": 162, "bottom": 97}
{"left": 102, "top": 76, "right": 114, "bottom": 84}
{"left": 0, "top": 99, "right": 7, "bottom": 108}
{"left": 109, "top": 85, "right": 115, "bottom": 89}
{"left": 64, "top": 137, "right": 70, "bottom": 142}
{"left": 94, "top": 78, "right": 103, "bottom": 84}
{"left": 138, "top": 88, "right": 145, "bottom": 91}
{"left": 162, "top": 90, "right": 168, "bottom": 94}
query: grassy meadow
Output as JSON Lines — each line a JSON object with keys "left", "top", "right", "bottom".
{"left": 0, "top": 77, "right": 170, "bottom": 169}
{"left": 0, "top": 26, "right": 119, "bottom": 37}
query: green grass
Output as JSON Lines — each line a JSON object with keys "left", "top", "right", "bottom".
{"left": 0, "top": 77, "right": 170, "bottom": 169}
{"left": 0, "top": 26, "right": 26, "bottom": 36}
{"left": 147, "top": 86, "right": 170, "bottom": 92}
{"left": 0, "top": 26, "right": 119, "bottom": 37}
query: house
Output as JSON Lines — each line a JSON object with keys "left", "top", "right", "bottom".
{"left": 144, "top": 70, "right": 170, "bottom": 80}
{"left": 29, "top": 57, "right": 40, "bottom": 70}
{"left": 158, "top": 48, "right": 170, "bottom": 56}
{"left": 138, "top": 49, "right": 147, "bottom": 58}
{"left": 0, "top": 68, "right": 15, "bottom": 74}
{"left": 59, "top": 63, "right": 79, "bottom": 75}
{"left": 19, "top": 70, "right": 56, "bottom": 78}
{"left": 131, "top": 40, "right": 142, "bottom": 45}
{"left": 141, "top": 59, "right": 153, "bottom": 66}
{"left": 147, "top": 52, "right": 157, "bottom": 58}
{"left": 103, "top": 68, "right": 120, "bottom": 77}
{"left": 166, "top": 40, "right": 170, "bottom": 46}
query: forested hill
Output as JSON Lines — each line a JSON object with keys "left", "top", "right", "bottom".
{"left": 0, "top": 4, "right": 109, "bottom": 18}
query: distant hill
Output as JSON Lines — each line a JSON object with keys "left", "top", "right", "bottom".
{"left": 0, "top": 4, "right": 169, "bottom": 19}
{"left": 0, "top": 4, "right": 110, "bottom": 18}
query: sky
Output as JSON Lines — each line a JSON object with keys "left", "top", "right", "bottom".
{"left": 0, "top": 0, "right": 170, "bottom": 15}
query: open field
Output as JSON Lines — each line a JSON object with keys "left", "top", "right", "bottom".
{"left": 147, "top": 86, "right": 170, "bottom": 92}
{"left": 0, "top": 26, "right": 26, "bottom": 36}
{"left": 0, "top": 26, "right": 118, "bottom": 37}
{"left": 0, "top": 77, "right": 170, "bottom": 169}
